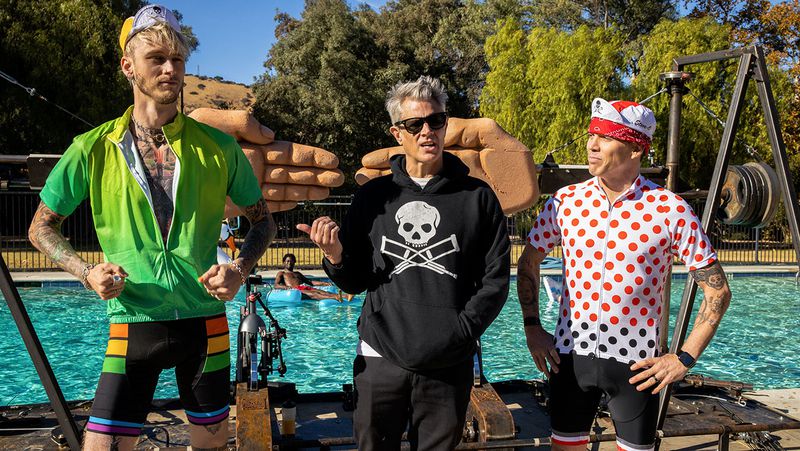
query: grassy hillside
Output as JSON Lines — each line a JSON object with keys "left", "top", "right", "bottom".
{"left": 183, "top": 74, "right": 254, "bottom": 113}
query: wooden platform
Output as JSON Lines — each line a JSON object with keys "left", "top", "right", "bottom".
{"left": 1, "top": 382, "right": 798, "bottom": 450}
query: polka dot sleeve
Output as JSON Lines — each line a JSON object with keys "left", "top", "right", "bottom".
{"left": 527, "top": 196, "right": 562, "bottom": 254}
{"left": 669, "top": 198, "right": 717, "bottom": 270}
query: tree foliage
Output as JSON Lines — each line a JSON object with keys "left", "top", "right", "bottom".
{"left": 252, "top": 0, "right": 388, "bottom": 189}
{"left": 632, "top": 18, "right": 737, "bottom": 190}
{"left": 482, "top": 20, "right": 628, "bottom": 164}
{"left": 686, "top": 0, "right": 800, "bottom": 191}
{"left": 253, "top": 0, "right": 523, "bottom": 187}
{"left": 0, "top": 0, "right": 197, "bottom": 155}
{"left": 481, "top": 14, "right": 799, "bottom": 193}
{"left": 528, "top": 0, "right": 676, "bottom": 40}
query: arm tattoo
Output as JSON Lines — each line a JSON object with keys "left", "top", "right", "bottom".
{"left": 690, "top": 262, "right": 726, "bottom": 289}
{"left": 28, "top": 202, "right": 89, "bottom": 278}
{"left": 694, "top": 294, "right": 728, "bottom": 328}
{"left": 236, "top": 198, "right": 277, "bottom": 274}
{"left": 517, "top": 248, "right": 542, "bottom": 326}
{"left": 691, "top": 262, "right": 731, "bottom": 329}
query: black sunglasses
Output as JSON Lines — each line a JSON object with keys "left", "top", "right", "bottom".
{"left": 393, "top": 112, "right": 448, "bottom": 135}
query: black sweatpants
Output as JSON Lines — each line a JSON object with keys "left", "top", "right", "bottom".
{"left": 352, "top": 355, "right": 473, "bottom": 451}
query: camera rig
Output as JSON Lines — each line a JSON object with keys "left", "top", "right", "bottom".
{"left": 235, "top": 274, "right": 287, "bottom": 391}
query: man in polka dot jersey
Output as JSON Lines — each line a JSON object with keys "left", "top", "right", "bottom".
{"left": 517, "top": 98, "right": 732, "bottom": 451}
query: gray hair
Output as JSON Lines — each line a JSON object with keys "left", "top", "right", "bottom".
{"left": 386, "top": 76, "right": 448, "bottom": 124}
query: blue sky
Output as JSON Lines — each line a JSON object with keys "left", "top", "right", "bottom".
{"left": 157, "top": 1, "right": 386, "bottom": 85}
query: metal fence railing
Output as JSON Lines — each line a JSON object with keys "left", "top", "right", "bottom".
{"left": 2, "top": 191, "right": 797, "bottom": 272}
{"left": 506, "top": 198, "right": 798, "bottom": 265}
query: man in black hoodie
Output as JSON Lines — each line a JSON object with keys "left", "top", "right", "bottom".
{"left": 298, "top": 75, "right": 510, "bottom": 450}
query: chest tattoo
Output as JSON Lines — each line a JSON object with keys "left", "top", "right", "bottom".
{"left": 131, "top": 119, "right": 176, "bottom": 243}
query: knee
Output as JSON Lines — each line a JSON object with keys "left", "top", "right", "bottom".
{"left": 189, "top": 421, "right": 229, "bottom": 448}
{"left": 83, "top": 431, "right": 137, "bottom": 451}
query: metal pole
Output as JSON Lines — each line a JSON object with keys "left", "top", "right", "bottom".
{"left": 754, "top": 227, "right": 760, "bottom": 264}
{"left": 661, "top": 71, "right": 689, "bottom": 193}
{"left": 656, "top": 51, "right": 755, "bottom": 434}
{"left": 0, "top": 255, "right": 82, "bottom": 449}
{"left": 657, "top": 71, "right": 691, "bottom": 354}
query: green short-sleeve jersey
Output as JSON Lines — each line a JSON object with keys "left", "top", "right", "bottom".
{"left": 40, "top": 106, "right": 263, "bottom": 323}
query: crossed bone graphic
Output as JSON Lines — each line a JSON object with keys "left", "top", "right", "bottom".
{"left": 381, "top": 234, "right": 460, "bottom": 279}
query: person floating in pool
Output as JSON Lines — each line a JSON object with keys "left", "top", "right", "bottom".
{"left": 299, "top": 75, "right": 511, "bottom": 450}
{"left": 517, "top": 98, "right": 732, "bottom": 451}
{"left": 28, "top": 5, "right": 276, "bottom": 450}
{"left": 274, "top": 253, "right": 349, "bottom": 302}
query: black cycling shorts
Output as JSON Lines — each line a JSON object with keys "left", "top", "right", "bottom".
{"left": 85, "top": 314, "right": 230, "bottom": 437}
{"left": 549, "top": 352, "right": 658, "bottom": 450}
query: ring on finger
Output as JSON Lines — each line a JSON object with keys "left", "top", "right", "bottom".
{"left": 652, "top": 375, "right": 660, "bottom": 383}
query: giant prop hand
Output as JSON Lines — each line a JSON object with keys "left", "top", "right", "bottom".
{"left": 355, "top": 117, "right": 539, "bottom": 215}
{"left": 189, "top": 108, "right": 345, "bottom": 215}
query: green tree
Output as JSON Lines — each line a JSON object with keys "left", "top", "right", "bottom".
{"left": 255, "top": 0, "right": 524, "bottom": 183}
{"left": 683, "top": 0, "right": 800, "bottom": 192}
{"left": 358, "top": 0, "right": 523, "bottom": 118}
{"left": 632, "top": 17, "right": 736, "bottom": 190}
{"left": 481, "top": 20, "right": 628, "bottom": 164}
{"left": 252, "top": 0, "right": 388, "bottom": 188}
{"left": 528, "top": 0, "right": 676, "bottom": 40}
{"left": 0, "top": 0, "right": 198, "bottom": 155}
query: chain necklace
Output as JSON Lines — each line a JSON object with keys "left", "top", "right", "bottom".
{"left": 130, "top": 115, "right": 167, "bottom": 146}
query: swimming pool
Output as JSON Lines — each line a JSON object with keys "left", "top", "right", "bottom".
{"left": 0, "top": 275, "right": 798, "bottom": 405}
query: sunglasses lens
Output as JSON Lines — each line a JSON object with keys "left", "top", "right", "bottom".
{"left": 428, "top": 113, "right": 447, "bottom": 129}
{"left": 404, "top": 119, "right": 426, "bottom": 134}
{"left": 397, "top": 112, "right": 447, "bottom": 134}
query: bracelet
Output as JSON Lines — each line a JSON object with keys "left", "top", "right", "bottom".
{"left": 523, "top": 317, "right": 542, "bottom": 327}
{"left": 229, "top": 261, "right": 246, "bottom": 285}
{"left": 80, "top": 264, "right": 95, "bottom": 290}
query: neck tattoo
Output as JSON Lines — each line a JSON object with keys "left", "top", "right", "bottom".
{"left": 130, "top": 116, "right": 166, "bottom": 145}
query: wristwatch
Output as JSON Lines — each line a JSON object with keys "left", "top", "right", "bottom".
{"left": 677, "top": 351, "right": 696, "bottom": 369}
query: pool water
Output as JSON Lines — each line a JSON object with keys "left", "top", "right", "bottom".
{"left": 1, "top": 276, "right": 798, "bottom": 406}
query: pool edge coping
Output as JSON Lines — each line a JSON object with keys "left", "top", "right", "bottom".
{"left": 8, "top": 264, "right": 799, "bottom": 288}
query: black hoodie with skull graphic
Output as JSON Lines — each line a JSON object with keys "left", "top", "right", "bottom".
{"left": 323, "top": 153, "right": 511, "bottom": 371}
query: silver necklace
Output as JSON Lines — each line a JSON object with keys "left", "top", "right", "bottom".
{"left": 130, "top": 116, "right": 167, "bottom": 145}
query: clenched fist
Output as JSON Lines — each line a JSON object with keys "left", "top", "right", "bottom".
{"left": 189, "top": 108, "right": 345, "bottom": 213}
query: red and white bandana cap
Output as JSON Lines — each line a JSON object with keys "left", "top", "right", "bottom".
{"left": 588, "top": 98, "right": 656, "bottom": 153}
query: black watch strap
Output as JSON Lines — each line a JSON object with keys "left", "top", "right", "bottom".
{"left": 678, "top": 351, "right": 696, "bottom": 369}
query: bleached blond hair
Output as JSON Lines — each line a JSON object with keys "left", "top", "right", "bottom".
{"left": 124, "top": 21, "right": 190, "bottom": 59}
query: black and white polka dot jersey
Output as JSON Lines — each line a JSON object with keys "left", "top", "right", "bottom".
{"left": 528, "top": 175, "right": 717, "bottom": 364}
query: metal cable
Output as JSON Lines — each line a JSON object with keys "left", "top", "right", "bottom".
{"left": 686, "top": 90, "right": 763, "bottom": 161}
{"left": 640, "top": 87, "right": 668, "bottom": 105}
{"left": 0, "top": 69, "right": 95, "bottom": 128}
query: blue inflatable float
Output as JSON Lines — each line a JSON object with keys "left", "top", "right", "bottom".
{"left": 267, "top": 285, "right": 360, "bottom": 306}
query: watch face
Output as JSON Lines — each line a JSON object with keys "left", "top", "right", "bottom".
{"left": 679, "top": 352, "right": 695, "bottom": 368}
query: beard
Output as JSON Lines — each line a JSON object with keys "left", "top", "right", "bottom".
{"left": 132, "top": 71, "right": 180, "bottom": 105}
